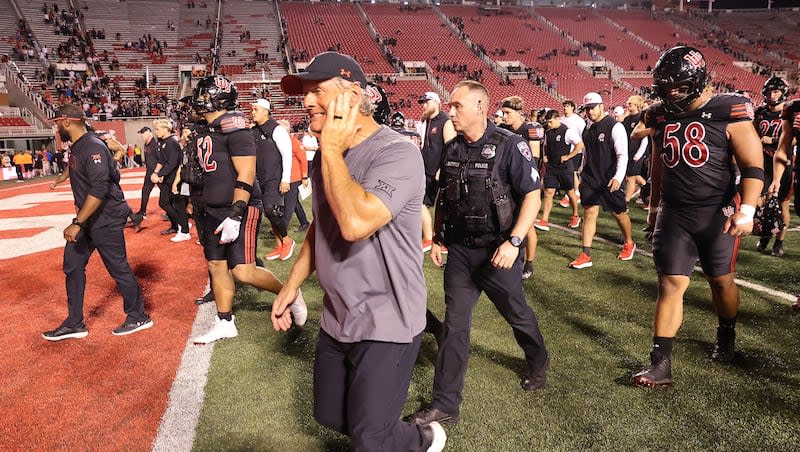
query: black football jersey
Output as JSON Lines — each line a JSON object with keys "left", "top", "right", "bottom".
{"left": 642, "top": 93, "right": 754, "bottom": 208}
{"left": 753, "top": 105, "right": 782, "bottom": 155}
{"left": 780, "top": 99, "right": 800, "bottom": 142}
{"left": 196, "top": 111, "right": 257, "bottom": 208}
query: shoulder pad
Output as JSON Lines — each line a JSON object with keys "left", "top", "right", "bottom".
{"left": 707, "top": 93, "right": 754, "bottom": 121}
{"left": 219, "top": 112, "right": 249, "bottom": 134}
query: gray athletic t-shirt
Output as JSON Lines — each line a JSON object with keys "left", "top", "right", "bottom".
{"left": 312, "top": 125, "right": 427, "bottom": 343}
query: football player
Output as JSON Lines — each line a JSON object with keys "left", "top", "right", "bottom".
{"left": 632, "top": 47, "right": 763, "bottom": 388}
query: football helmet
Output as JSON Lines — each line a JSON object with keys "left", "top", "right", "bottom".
{"left": 191, "top": 75, "right": 238, "bottom": 113}
{"left": 761, "top": 76, "right": 789, "bottom": 106}
{"left": 390, "top": 111, "right": 406, "bottom": 129}
{"left": 366, "top": 82, "right": 390, "bottom": 125}
{"left": 652, "top": 46, "right": 709, "bottom": 113}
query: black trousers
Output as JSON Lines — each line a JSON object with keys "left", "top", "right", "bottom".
{"left": 62, "top": 217, "right": 146, "bottom": 328}
{"left": 284, "top": 180, "right": 302, "bottom": 228}
{"left": 158, "top": 181, "right": 189, "bottom": 232}
{"left": 314, "top": 330, "right": 426, "bottom": 452}
{"left": 431, "top": 243, "right": 548, "bottom": 415}
{"left": 137, "top": 171, "right": 156, "bottom": 215}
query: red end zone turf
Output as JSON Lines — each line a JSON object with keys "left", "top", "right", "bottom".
{"left": 0, "top": 170, "right": 206, "bottom": 449}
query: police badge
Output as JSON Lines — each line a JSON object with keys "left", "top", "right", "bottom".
{"left": 481, "top": 144, "right": 496, "bottom": 159}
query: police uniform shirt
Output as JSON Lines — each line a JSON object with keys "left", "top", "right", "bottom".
{"left": 197, "top": 111, "right": 259, "bottom": 211}
{"left": 544, "top": 123, "right": 581, "bottom": 172}
{"left": 643, "top": 93, "right": 753, "bottom": 208}
{"left": 312, "top": 126, "right": 426, "bottom": 344}
{"left": 68, "top": 133, "right": 130, "bottom": 227}
{"left": 421, "top": 111, "right": 449, "bottom": 177}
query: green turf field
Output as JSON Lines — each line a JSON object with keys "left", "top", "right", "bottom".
{"left": 193, "top": 200, "right": 800, "bottom": 451}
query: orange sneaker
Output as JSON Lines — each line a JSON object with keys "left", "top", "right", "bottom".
{"left": 422, "top": 239, "right": 433, "bottom": 253}
{"left": 533, "top": 218, "right": 550, "bottom": 231}
{"left": 618, "top": 242, "right": 636, "bottom": 261}
{"left": 568, "top": 215, "right": 581, "bottom": 229}
{"left": 568, "top": 252, "right": 593, "bottom": 269}
{"left": 279, "top": 237, "right": 296, "bottom": 261}
{"left": 265, "top": 242, "right": 282, "bottom": 260}
{"left": 559, "top": 195, "right": 569, "bottom": 208}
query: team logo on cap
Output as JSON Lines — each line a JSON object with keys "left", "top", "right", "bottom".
{"left": 340, "top": 68, "right": 352, "bottom": 79}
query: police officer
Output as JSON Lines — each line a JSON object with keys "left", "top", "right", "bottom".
{"left": 43, "top": 104, "right": 152, "bottom": 341}
{"left": 188, "top": 75, "right": 306, "bottom": 345}
{"left": 408, "top": 80, "right": 549, "bottom": 427}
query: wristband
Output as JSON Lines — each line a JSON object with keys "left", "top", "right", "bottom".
{"left": 229, "top": 200, "right": 247, "bottom": 220}
{"left": 735, "top": 204, "right": 755, "bottom": 225}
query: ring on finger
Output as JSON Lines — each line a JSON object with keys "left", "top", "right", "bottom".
{"left": 333, "top": 115, "right": 343, "bottom": 120}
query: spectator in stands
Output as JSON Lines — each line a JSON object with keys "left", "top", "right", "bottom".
{"left": 1, "top": 152, "right": 10, "bottom": 168}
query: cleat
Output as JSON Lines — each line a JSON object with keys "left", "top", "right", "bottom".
{"left": 296, "top": 223, "right": 310, "bottom": 233}
{"left": 632, "top": 352, "right": 672, "bottom": 388}
{"left": 289, "top": 288, "right": 308, "bottom": 327}
{"left": 558, "top": 194, "right": 570, "bottom": 208}
{"left": 711, "top": 327, "right": 735, "bottom": 362}
{"left": 42, "top": 325, "right": 89, "bottom": 341}
{"left": 792, "top": 296, "right": 800, "bottom": 313}
{"left": 618, "top": 242, "right": 636, "bottom": 261}
{"left": 112, "top": 317, "right": 153, "bottom": 336}
{"left": 405, "top": 407, "right": 460, "bottom": 426}
{"left": 771, "top": 246, "right": 785, "bottom": 257}
{"left": 265, "top": 242, "right": 282, "bottom": 260}
{"left": 568, "top": 252, "right": 593, "bottom": 269}
{"left": 756, "top": 238, "right": 769, "bottom": 252}
{"left": 421, "top": 239, "right": 433, "bottom": 253}
{"left": 533, "top": 218, "right": 550, "bottom": 231}
{"left": 421, "top": 421, "right": 447, "bottom": 452}
{"left": 279, "top": 237, "right": 296, "bottom": 261}
{"left": 568, "top": 215, "right": 581, "bottom": 229}
{"left": 195, "top": 290, "right": 215, "bottom": 305}
{"left": 170, "top": 232, "right": 191, "bottom": 242}
{"left": 160, "top": 227, "right": 177, "bottom": 235}
{"left": 193, "top": 316, "right": 238, "bottom": 345}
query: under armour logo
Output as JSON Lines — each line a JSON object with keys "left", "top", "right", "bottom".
{"left": 374, "top": 179, "right": 396, "bottom": 198}
{"left": 340, "top": 68, "right": 351, "bottom": 79}
{"left": 701, "top": 112, "right": 712, "bottom": 119}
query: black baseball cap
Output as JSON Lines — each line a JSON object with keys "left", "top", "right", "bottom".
{"left": 280, "top": 52, "right": 368, "bottom": 95}
{"left": 48, "top": 104, "right": 86, "bottom": 123}
{"left": 138, "top": 126, "right": 151, "bottom": 133}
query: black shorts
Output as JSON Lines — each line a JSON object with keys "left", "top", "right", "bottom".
{"left": 626, "top": 158, "right": 644, "bottom": 177}
{"left": 652, "top": 201, "right": 739, "bottom": 277}
{"left": 572, "top": 154, "right": 583, "bottom": 172}
{"left": 579, "top": 183, "right": 627, "bottom": 213}
{"left": 202, "top": 204, "right": 262, "bottom": 269}
{"left": 423, "top": 175, "right": 438, "bottom": 207}
{"left": 544, "top": 170, "right": 574, "bottom": 190}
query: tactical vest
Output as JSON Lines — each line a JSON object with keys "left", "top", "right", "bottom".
{"left": 422, "top": 111, "right": 449, "bottom": 177}
{"left": 254, "top": 119, "right": 282, "bottom": 184}
{"left": 440, "top": 128, "right": 517, "bottom": 248}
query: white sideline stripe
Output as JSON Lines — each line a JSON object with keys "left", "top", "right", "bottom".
{"left": 549, "top": 223, "right": 796, "bottom": 302}
{"left": 151, "top": 302, "right": 217, "bottom": 452}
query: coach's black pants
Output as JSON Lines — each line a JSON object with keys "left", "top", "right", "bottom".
{"left": 62, "top": 217, "right": 146, "bottom": 328}
{"left": 431, "top": 243, "right": 548, "bottom": 415}
{"left": 314, "top": 330, "right": 426, "bottom": 452}
{"left": 137, "top": 171, "right": 156, "bottom": 216}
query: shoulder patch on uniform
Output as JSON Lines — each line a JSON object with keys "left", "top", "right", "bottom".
{"left": 527, "top": 124, "right": 544, "bottom": 141}
{"left": 91, "top": 153, "right": 103, "bottom": 164}
{"left": 517, "top": 141, "right": 532, "bottom": 161}
{"left": 220, "top": 113, "right": 248, "bottom": 134}
{"left": 374, "top": 179, "right": 396, "bottom": 198}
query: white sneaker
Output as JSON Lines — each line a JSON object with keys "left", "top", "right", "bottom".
{"left": 425, "top": 421, "right": 447, "bottom": 452}
{"left": 171, "top": 232, "right": 191, "bottom": 242}
{"left": 193, "top": 316, "right": 238, "bottom": 345}
{"left": 290, "top": 289, "right": 308, "bottom": 327}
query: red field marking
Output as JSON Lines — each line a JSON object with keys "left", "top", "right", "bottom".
{"left": 0, "top": 227, "right": 51, "bottom": 239}
{"left": 0, "top": 170, "right": 206, "bottom": 450}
